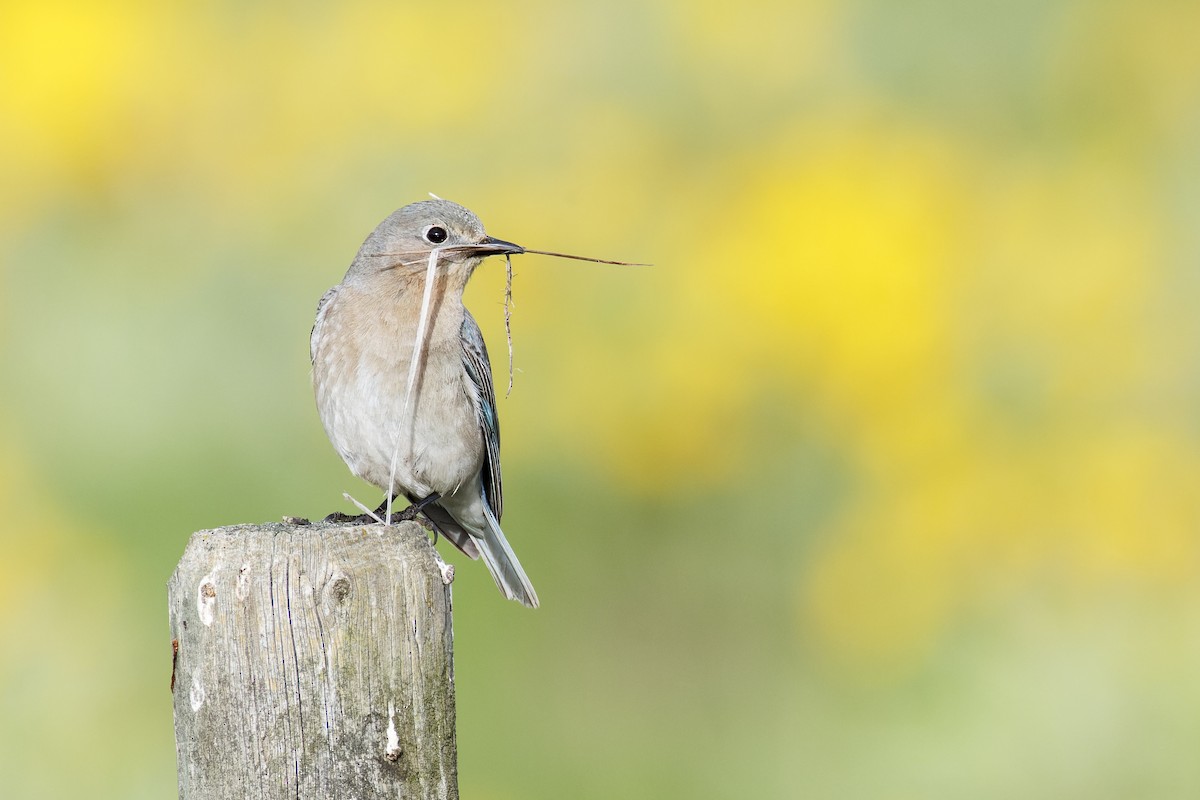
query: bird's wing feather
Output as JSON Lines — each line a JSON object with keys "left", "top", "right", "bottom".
{"left": 310, "top": 286, "right": 340, "bottom": 364}
{"left": 460, "top": 310, "right": 502, "bottom": 519}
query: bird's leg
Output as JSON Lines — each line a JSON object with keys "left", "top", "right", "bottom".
{"left": 375, "top": 492, "right": 436, "bottom": 523}
{"left": 323, "top": 493, "right": 393, "bottom": 524}
{"left": 372, "top": 495, "right": 393, "bottom": 519}
{"left": 392, "top": 492, "right": 442, "bottom": 522}
{"left": 389, "top": 492, "right": 443, "bottom": 543}
{"left": 323, "top": 492, "right": 443, "bottom": 526}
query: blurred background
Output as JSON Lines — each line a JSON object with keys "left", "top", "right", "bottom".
{"left": 2, "top": 0, "right": 1199, "bottom": 797}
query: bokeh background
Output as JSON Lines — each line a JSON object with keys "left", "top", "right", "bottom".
{"left": 2, "top": 0, "right": 1199, "bottom": 797}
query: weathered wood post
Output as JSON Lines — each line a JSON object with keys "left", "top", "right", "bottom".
{"left": 168, "top": 521, "right": 457, "bottom": 799}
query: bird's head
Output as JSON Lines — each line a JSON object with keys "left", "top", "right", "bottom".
{"left": 346, "top": 198, "right": 523, "bottom": 283}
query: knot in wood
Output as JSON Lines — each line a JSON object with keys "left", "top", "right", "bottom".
{"left": 330, "top": 576, "right": 352, "bottom": 604}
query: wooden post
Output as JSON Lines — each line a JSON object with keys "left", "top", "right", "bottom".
{"left": 168, "top": 521, "right": 457, "bottom": 799}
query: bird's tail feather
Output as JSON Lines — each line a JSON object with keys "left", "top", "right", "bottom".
{"left": 419, "top": 503, "right": 481, "bottom": 560}
{"left": 473, "top": 505, "right": 539, "bottom": 608}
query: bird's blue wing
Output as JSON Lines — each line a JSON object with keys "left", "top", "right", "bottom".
{"left": 460, "top": 310, "right": 502, "bottom": 519}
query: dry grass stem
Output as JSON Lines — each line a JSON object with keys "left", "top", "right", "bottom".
{"left": 343, "top": 492, "right": 385, "bottom": 524}
{"left": 521, "top": 249, "right": 648, "bottom": 266}
{"left": 504, "top": 254, "right": 515, "bottom": 396}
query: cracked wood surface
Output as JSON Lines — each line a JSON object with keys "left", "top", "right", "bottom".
{"left": 168, "top": 521, "right": 457, "bottom": 799}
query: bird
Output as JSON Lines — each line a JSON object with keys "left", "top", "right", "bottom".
{"left": 310, "top": 198, "right": 539, "bottom": 608}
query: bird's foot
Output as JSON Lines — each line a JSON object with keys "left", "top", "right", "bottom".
{"left": 377, "top": 492, "right": 442, "bottom": 526}
{"left": 322, "top": 511, "right": 378, "bottom": 524}
{"left": 388, "top": 504, "right": 425, "bottom": 523}
{"left": 322, "top": 492, "right": 443, "bottom": 527}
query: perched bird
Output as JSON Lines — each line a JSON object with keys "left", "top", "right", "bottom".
{"left": 311, "top": 199, "right": 538, "bottom": 607}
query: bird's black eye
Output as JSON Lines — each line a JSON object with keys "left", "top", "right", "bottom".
{"left": 424, "top": 225, "right": 448, "bottom": 244}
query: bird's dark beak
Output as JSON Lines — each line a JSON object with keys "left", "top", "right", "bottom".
{"left": 471, "top": 236, "right": 524, "bottom": 256}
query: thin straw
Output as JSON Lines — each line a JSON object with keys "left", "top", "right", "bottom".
{"left": 387, "top": 246, "right": 441, "bottom": 525}
{"left": 520, "top": 249, "right": 649, "bottom": 266}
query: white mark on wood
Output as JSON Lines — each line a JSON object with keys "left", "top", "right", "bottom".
{"left": 436, "top": 557, "right": 455, "bottom": 585}
{"left": 197, "top": 573, "right": 217, "bottom": 626}
{"left": 384, "top": 701, "right": 402, "bottom": 762}
{"left": 236, "top": 564, "right": 251, "bottom": 600}
{"left": 190, "top": 677, "right": 205, "bottom": 712}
